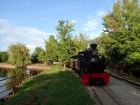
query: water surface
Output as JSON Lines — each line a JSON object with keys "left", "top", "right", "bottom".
{"left": 0, "top": 68, "right": 42, "bottom": 99}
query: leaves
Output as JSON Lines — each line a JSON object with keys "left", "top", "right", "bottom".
{"left": 45, "top": 35, "right": 58, "bottom": 62}
{"left": 102, "top": 0, "right": 140, "bottom": 71}
{"left": 31, "top": 47, "right": 44, "bottom": 63}
{"left": 0, "top": 51, "right": 8, "bottom": 62}
{"left": 8, "top": 43, "right": 30, "bottom": 67}
{"left": 55, "top": 20, "right": 75, "bottom": 62}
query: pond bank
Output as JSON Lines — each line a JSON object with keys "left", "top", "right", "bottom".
{"left": 0, "top": 63, "right": 16, "bottom": 69}
{"left": 0, "top": 63, "right": 52, "bottom": 70}
{"left": 26, "top": 64, "right": 52, "bottom": 70}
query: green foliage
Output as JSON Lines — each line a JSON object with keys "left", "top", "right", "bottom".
{"left": 73, "top": 33, "right": 89, "bottom": 55}
{"left": 45, "top": 35, "right": 58, "bottom": 62}
{"left": 90, "top": 33, "right": 116, "bottom": 64}
{"left": 102, "top": 0, "right": 140, "bottom": 71}
{"left": 31, "top": 47, "right": 44, "bottom": 63}
{"left": 44, "top": 20, "right": 90, "bottom": 63}
{"left": 0, "top": 51, "right": 9, "bottom": 62}
{"left": 8, "top": 43, "right": 30, "bottom": 67}
{"left": 125, "top": 52, "right": 140, "bottom": 64}
{"left": 55, "top": 20, "right": 76, "bottom": 62}
{"left": 38, "top": 50, "right": 45, "bottom": 63}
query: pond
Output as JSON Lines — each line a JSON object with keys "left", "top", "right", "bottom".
{"left": 0, "top": 68, "right": 43, "bottom": 99}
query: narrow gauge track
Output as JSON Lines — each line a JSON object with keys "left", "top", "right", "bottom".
{"left": 89, "top": 74, "right": 140, "bottom": 105}
{"left": 91, "top": 86, "right": 123, "bottom": 105}
{"left": 70, "top": 68, "right": 121, "bottom": 105}
{"left": 67, "top": 63, "right": 140, "bottom": 105}
{"left": 71, "top": 68, "right": 140, "bottom": 105}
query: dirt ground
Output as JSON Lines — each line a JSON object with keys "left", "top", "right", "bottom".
{"left": 0, "top": 63, "right": 17, "bottom": 68}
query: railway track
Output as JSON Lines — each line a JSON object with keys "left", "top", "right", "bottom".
{"left": 70, "top": 67, "right": 140, "bottom": 105}
{"left": 89, "top": 76, "right": 140, "bottom": 105}
{"left": 91, "top": 86, "right": 124, "bottom": 105}
{"left": 91, "top": 73, "right": 140, "bottom": 105}
{"left": 71, "top": 69, "right": 120, "bottom": 105}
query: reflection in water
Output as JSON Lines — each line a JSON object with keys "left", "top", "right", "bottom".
{"left": 0, "top": 68, "right": 43, "bottom": 99}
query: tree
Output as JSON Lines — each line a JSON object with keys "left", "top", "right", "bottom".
{"left": 92, "top": 33, "right": 117, "bottom": 64}
{"left": 73, "top": 33, "right": 89, "bottom": 55}
{"left": 0, "top": 51, "right": 9, "bottom": 62}
{"left": 8, "top": 43, "right": 30, "bottom": 67}
{"left": 55, "top": 20, "right": 75, "bottom": 62}
{"left": 45, "top": 35, "right": 58, "bottom": 62}
{"left": 38, "top": 49, "right": 45, "bottom": 63}
{"left": 102, "top": 0, "right": 140, "bottom": 71}
{"left": 31, "top": 47, "right": 44, "bottom": 63}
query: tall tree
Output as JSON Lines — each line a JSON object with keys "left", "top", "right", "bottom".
{"left": 102, "top": 0, "right": 140, "bottom": 71}
{"left": 8, "top": 43, "right": 30, "bottom": 67}
{"left": 45, "top": 35, "right": 58, "bottom": 62}
{"left": 55, "top": 20, "right": 75, "bottom": 62}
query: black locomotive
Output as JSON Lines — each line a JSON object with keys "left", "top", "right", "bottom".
{"left": 71, "top": 43, "right": 109, "bottom": 85}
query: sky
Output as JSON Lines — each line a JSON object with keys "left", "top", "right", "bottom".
{"left": 0, "top": 0, "right": 117, "bottom": 53}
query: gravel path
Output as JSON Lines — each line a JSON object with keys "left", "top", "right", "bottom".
{"left": 103, "top": 77, "right": 140, "bottom": 105}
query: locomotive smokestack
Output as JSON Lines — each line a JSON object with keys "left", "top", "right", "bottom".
{"left": 90, "top": 44, "right": 97, "bottom": 50}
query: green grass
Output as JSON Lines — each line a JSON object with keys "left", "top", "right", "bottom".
{"left": 3, "top": 65, "right": 94, "bottom": 105}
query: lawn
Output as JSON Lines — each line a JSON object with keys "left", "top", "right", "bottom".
{"left": 3, "top": 65, "right": 95, "bottom": 105}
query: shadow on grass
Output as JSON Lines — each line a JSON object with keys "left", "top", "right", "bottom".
{"left": 3, "top": 66, "right": 94, "bottom": 105}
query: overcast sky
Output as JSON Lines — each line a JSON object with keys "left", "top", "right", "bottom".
{"left": 0, "top": 0, "right": 116, "bottom": 53}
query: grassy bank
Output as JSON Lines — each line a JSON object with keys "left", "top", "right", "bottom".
{"left": 3, "top": 65, "right": 94, "bottom": 105}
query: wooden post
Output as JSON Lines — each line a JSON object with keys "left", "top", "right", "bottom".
{"left": 64, "top": 63, "right": 66, "bottom": 70}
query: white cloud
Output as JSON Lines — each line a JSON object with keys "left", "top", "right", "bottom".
{"left": 83, "top": 9, "right": 106, "bottom": 38}
{"left": 0, "top": 19, "right": 54, "bottom": 53}
{"left": 2, "top": 39, "right": 15, "bottom": 43}
{"left": 71, "top": 20, "right": 77, "bottom": 24}
{"left": 26, "top": 44, "right": 36, "bottom": 52}
{"left": 83, "top": 9, "right": 106, "bottom": 32}
{"left": 96, "top": 9, "right": 106, "bottom": 17}
{"left": 83, "top": 18, "right": 98, "bottom": 32}
{"left": 88, "top": 29, "right": 103, "bottom": 39}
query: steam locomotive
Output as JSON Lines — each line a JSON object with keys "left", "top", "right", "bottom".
{"left": 71, "top": 43, "right": 110, "bottom": 85}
